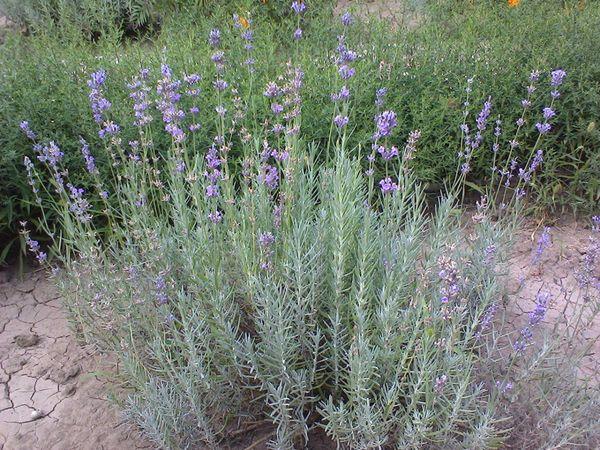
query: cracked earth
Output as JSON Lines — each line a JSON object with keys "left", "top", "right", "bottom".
{"left": 0, "top": 270, "right": 151, "bottom": 450}
{"left": 0, "top": 219, "right": 597, "bottom": 450}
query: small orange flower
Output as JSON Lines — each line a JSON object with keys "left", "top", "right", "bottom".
{"left": 508, "top": 0, "right": 521, "bottom": 7}
{"left": 238, "top": 15, "right": 250, "bottom": 29}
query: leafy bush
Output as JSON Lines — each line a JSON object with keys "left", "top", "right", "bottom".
{"left": 18, "top": 11, "right": 600, "bottom": 444}
{"left": 2, "top": 0, "right": 599, "bottom": 259}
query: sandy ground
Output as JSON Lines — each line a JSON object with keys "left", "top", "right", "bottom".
{"left": 0, "top": 219, "right": 597, "bottom": 450}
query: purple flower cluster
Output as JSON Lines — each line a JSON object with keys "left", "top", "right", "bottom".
{"left": 550, "top": 69, "right": 567, "bottom": 98}
{"left": 379, "top": 177, "right": 398, "bottom": 194}
{"left": 208, "top": 28, "right": 221, "bottom": 47}
{"left": 88, "top": 69, "right": 120, "bottom": 139}
{"left": 437, "top": 256, "right": 461, "bottom": 304}
{"left": 291, "top": 1, "right": 306, "bottom": 40}
{"left": 79, "top": 138, "right": 98, "bottom": 175}
{"left": 204, "top": 144, "right": 222, "bottom": 199}
{"left": 259, "top": 164, "right": 279, "bottom": 190}
{"left": 331, "top": 85, "right": 350, "bottom": 103}
{"left": 184, "top": 73, "right": 202, "bottom": 132}
{"left": 376, "top": 144, "right": 398, "bottom": 161}
{"left": 375, "top": 87, "right": 387, "bottom": 109}
{"left": 291, "top": 1, "right": 306, "bottom": 14}
{"left": 513, "top": 292, "right": 550, "bottom": 353}
{"left": 21, "top": 226, "right": 47, "bottom": 264}
{"left": 156, "top": 64, "right": 186, "bottom": 143}
{"left": 341, "top": 11, "right": 353, "bottom": 27}
{"left": 155, "top": 274, "right": 168, "bottom": 305}
{"left": 334, "top": 114, "right": 349, "bottom": 129}
{"left": 128, "top": 68, "right": 153, "bottom": 128}
{"left": 258, "top": 231, "right": 276, "bottom": 271}
{"left": 373, "top": 110, "right": 397, "bottom": 140}
{"left": 66, "top": 183, "right": 92, "bottom": 223}
{"left": 475, "top": 302, "right": 498, "bottom": 340}
{"left": 403, "top": 130, "right": 421, "bottom": 161}
{"left": 518, "top": 149, "right": 543, "bottom": 184}
{"left": 335, "top": 35, "right": 357, "bottom": 81}
{"left": 20, "top": 121, "right": 36, "bottom": 140}
{"left": 23, "top": 156, "right": 41, "bottom": 204}
{"left": 532, "top": 226, "right": 551, "bottom": 264}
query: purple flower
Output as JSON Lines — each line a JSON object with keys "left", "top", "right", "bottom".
{"left": 294, "top": 28, "right": 303, "bottom": 40}
{"left": 331, "top": 85, "right": 350, "bottom": 102}
{"left": 213, "top": 79, "right": 228, "bottom": 92}
{"left": 476, "top": 97, "right": 492, "bottom": 132}
{"left": 37, "top": 141, "right": 64, "bottom": 167}
{"left": 379, "top": 177, "right": 398, "bottom": 194}
{"left": 529, "top": 292, "right": 550, "bottom": 326}
{"left": 521, "top": 99, "right": 532, "bottom": 109}
{"left": 291, "top": 1, "right": 306, "bottom": 14}
{"left": 375, "top": 88, "right": 387, "bottom": 108}
{"left": 535, "top": 122, "right": 551, "bottom": 134}
{"left": 155, "top": 275, "right": 168, "bottom": 305}
{"left": 208, "top": 210, "right": 223, "bottom": 224}
{"left": 211, "top": 51, "right": 225, "bottom": 64}
{"left": 264, "top": 82, "right": 281, "bottom": 98}
{"left": 513, "top": 327, "right": 533, "bottom": 353}
{"left": 20, "top": 121, "right": 36, "bottom": 140}
{"left": 205, "top": 184, "right": 220, "bottom": 198}
{"left": 184, "top": 73, "right": 201, "bottom": 85}
{"left": 334, "top": 115, "right": 349, "bottom": 129}
{"left": 550, "top": 69, "right": 567, "bottom": 87}
{"left": 516, "top": 118, "right": 525, "bottom": 127}
{"left": 376, "top": 145, "right": 398, "bottom": 161}
{"left": 434, "top": 375, "right": 447, "bottom": 394}
{"left": 542, "top": 107, "right": 556, "bottom": 120}
{"left": 338, "top": 65, "right": 355, "bottom": 80}
{"left": 242, "top": 30, "right": 253, "bottom": 41}
{"left": 374, "top": 110, "right": 398, "bottom": 139}
{"left": 341, "top": 11, "right": 353, "bottom": 26}
{"left": 209, "top": 28, "right": 221, "bottom": 47}
{"left": 532, "top": 226, "right": 551, "bottom": 264}
{"left": 215, "top": 105, "right": 227, "bottom": 117}
{"left": 66, "top": 183, "right": 92, "bottom": 223}
{"left": 271, "top": 103, "right": 284, "bottom": 115}
{"left": 79, "top": 138, "right": 97, "bottom": 174}
{"left": 87, "top": 69, "right": 106, "bottom": 89}
{"left": 258, "top": 231, "right": 275, "bottom": 247}
{"left": 259, "top": 164, "right": 279, "bottom": 190}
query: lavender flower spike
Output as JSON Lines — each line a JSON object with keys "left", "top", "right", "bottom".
{"left": 291, "top": 1, "right": 306, "bottom": 14}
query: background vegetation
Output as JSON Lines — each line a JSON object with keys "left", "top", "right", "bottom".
{"left": 1, "top": 0, "right": 599, "bottom": 263}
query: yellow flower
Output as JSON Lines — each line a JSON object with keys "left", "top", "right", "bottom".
{"left": 508, "top": 0, "right": 520, "bottom": 7}
{"left": 238, "top": 15, "right": 250, "bottom": 29}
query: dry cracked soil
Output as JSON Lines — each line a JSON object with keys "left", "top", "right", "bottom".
{"left": 0, "top": 271, "right": 151, "bottom": 450}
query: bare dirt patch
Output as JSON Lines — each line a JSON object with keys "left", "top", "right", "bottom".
{"left": 504, "top": 218, "right": 600, "bottom": 381}
{"left": 0, "top": 270, "right": 151, "bottom": 450}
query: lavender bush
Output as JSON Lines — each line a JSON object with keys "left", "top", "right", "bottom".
{"left": 19, "top": 9, "right": 599, "bottom": 449}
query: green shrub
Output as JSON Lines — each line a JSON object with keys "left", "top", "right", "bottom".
{"left": 2, "top": 0, "right": 599, "bottom": 262}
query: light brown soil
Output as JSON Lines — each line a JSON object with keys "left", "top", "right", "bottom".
{"left": 0, "top": 270, "right": 151, "bottom": 450}
{"left": 504, "top": 219, "right": 600, "bottom": 382}
{"left": 335, "top": 0, "right": 423, "bottom": 29}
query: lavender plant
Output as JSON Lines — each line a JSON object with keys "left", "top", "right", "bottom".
{"left": 18, "top": 11, "right": 600, "bottom": 449}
